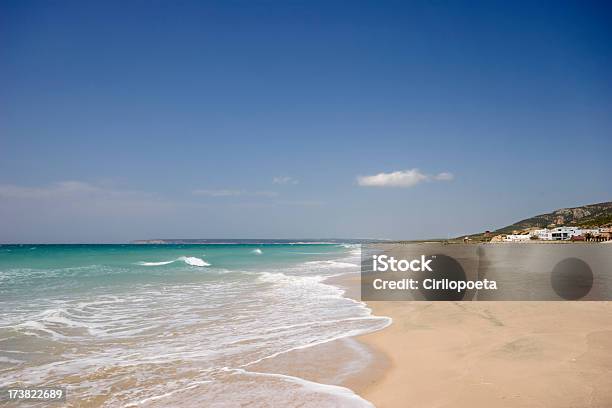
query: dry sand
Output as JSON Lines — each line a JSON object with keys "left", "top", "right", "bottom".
{"left": 249, "top": 273, "right": 612, "bottom": 408}
{"left": 356, "top": 301, "right": 612, "bottom": 408}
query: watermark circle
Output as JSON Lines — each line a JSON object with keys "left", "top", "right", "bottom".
{"left": 550, "top": 257, "right": 593, "bottom": 300}
{"left": 418, "top": 254, "right": 467, "bottom": 301}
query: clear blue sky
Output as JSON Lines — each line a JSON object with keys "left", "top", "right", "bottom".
{"left": 1, "top": 1, "right": 611, "bottom": 243}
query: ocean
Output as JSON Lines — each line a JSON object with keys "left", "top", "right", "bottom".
{"left": 0, "top": 243, "right": 389, "bottom": 407}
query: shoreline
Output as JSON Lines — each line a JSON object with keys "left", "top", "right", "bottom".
{"left": 245, "top": 271, "right": 391, "bottom": 406}
{"left": 320, "top": 266, "right": 612, "bottom": 407}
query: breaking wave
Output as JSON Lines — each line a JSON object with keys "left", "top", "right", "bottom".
{"left": 137, "top": 256, "right": 210, "bottom": 267}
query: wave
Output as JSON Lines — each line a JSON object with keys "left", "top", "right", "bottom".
{"left": 180, "top": 257, "right": 209, "bottom": 267}
{"left": 225, "top": 368, "right": 375, "bottom": 408}
{"left": 337, "top": 243, "right": 359, "bottom": 249}
{"left": 303, "top": 260, "right": 357, "bottom": 268}
{"left": 257, "top": 271, "right": 325, "bottom": 286}
{"left": 251, "top": 249, "right": 263, "bottom": 255}
{"left": 137, "top": 256, "right": 210, "bottom": 267}
{"left": 2, "top": 245, "right": 387, "bottom": 407}
{"left": 138, "top": 260, "right": 176, "bottom": 266}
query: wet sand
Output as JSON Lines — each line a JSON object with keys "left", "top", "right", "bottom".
{"left": 248, "top": 335, "right": 389, "bottom": 397}
{"left": 356, "top": 301, "right": 612, "bottom": 408}
{"left": 246, "top": 273, "right": 390, "bottom": 403}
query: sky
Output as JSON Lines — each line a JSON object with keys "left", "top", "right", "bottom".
{"left": 1, "top": 0, "right": 611, "bottom": 243}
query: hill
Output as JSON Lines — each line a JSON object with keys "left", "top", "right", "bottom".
{"left": 466, "top": 201, "right": 612, "bottom": 241}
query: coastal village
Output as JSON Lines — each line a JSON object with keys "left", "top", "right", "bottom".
{"left": 458, "top": 202, "right": 612, "bottom": 243}
{"left": 490, "top": 226, "right": 612, "bottom": 242}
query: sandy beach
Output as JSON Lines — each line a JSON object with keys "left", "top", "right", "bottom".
{"left": 356, "top": 300, "right": 612, "bottom": 408}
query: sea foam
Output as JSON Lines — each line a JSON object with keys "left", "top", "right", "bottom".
{"left": 137, "top": 257, "right": 210, "bottom": 267}
{"left": 1, "top": 243, "right": 387, "bottom": 407}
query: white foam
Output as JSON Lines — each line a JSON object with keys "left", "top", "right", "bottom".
{"left": 15, "top": 320, "right": 68, "bottom": 340}
{"left": 137, "top": 257, "right": 210, "bottom": 267}
{"left": 0, "top": 356, "right": 23, "bottom": 364}
{"left": 138, "top": 260, "right": 176, "bottom": 266}
{"left": 251, "top": 248, "right": 263, "bottom": 255}
{"left": 178, "top": 256, "right": 209, "bottom": 267}
{"left": 240, "top": 317, "right": 390, "bottom": 368}
{"left": 227, "top": 368, "right": 375, "bottom": 407}
{"left": 258, "top": 271, "right": 324, "bottom": 284}
{"left": 304, "top": 260, "right": 358, "bottom": 268}
{"left": 124, "top": 380, "right": 213, "bottom": 407}
{"left": 2, "top": 243, "right": 390, "bottom": 408}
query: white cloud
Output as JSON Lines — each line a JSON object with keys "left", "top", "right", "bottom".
{"left": 192, "top": 189, "right": 278, "bottom": 198}
{"left": 432, "top": 172, "right": 454, "bottom": 181}
{"left": 272, "top": 176, "right": 298, "bottom": 185}
{"left": 356, "top": 169, "right": 454, "bottom": 188}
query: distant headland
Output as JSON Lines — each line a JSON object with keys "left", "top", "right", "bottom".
{"left": 130, "top": 238, "right": 390, "bottom": 245}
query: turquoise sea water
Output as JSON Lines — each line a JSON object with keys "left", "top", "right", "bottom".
{"left": 0, "top": 244, "right": 348, "bottom": 298}
{"left": 0, "top": 243, "right": 388, "bottom": 407}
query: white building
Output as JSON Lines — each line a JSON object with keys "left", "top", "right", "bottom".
{"left": 531, "top": 227, "right": 600, "bottom": 241}
{"left": 504, "top": 234, "right": 532, "bottom": 242}
{"left": 533, "top": 229, "right": 551, "bottom": 240}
